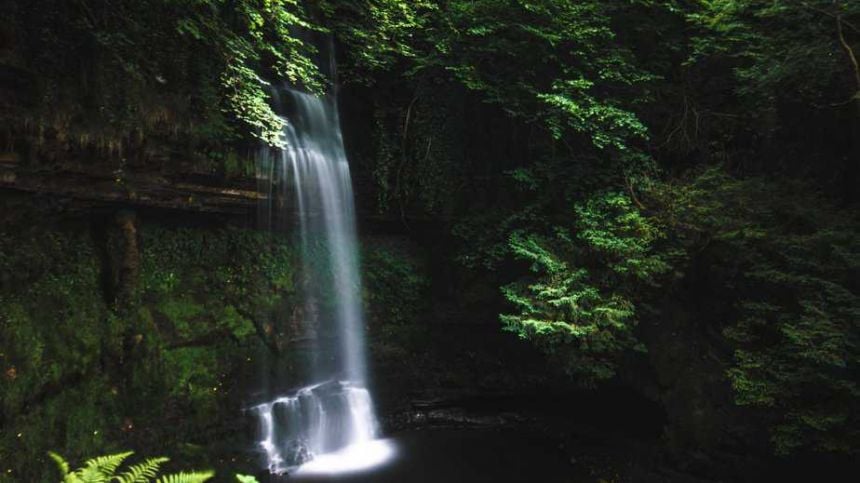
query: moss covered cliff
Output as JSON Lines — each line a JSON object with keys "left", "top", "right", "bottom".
{"left": 0, "top": 210, "right": 444, "bottom": 481}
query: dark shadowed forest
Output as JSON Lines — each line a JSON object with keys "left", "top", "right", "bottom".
{"left": 0, "top": 1, "right": 857, "bottom": 482}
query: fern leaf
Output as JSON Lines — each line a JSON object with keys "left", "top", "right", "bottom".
{"left": 48, "top": 451, "right": 71, "bottom": 476}
{"left": 114, "top": 457, "right": 170, "bottom": 483}
{"left": 82, "top": 451, "right": 134, "bottom": 475}
{"left": 76, "top": 465, "right": 111, "bottom": 483}
{"left": 235, "top": 475, "right": 259, "bottom": 483}
{"left": 155, "top": 470, "right": 215, "bottom": 483}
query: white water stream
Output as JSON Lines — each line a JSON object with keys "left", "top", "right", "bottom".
{"left": 253, "top": 89, "right": 384, "bottom": 475}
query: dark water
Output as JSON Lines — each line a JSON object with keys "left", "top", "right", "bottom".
{"left": 283, "top": 428, "right": 579, "bottom": 483}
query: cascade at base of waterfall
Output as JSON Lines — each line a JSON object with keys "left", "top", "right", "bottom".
{"left": 253, "top": 381, "right": 381, "bottom": 474}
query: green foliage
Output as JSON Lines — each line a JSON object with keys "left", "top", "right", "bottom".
{"left": 501, "top": 192, "right": 669, "bottom": 384}
{"left": 350, "top": 1, "right": 674, "bottom": 220}
{"left": 687, "top": 0, "right": 860, "bottom": 108}
{"left": 0, "top": 0, "right": 856, "bottom": 467}
{"left": 140, "top": 226, "right": 296, "bottom": 333}
{"left": 366, "top": 4, "right": 857, "bottom": 457}
{"left": 363, "top": 241, "right": 429, "bottom": 326}
{"left": 416, "top": 1, "right": 656, "bottom": 154}
{"left": 362, "top": 238, "right": 431, "bottom": 359}
{"left": 502, "top": 170, "right": 858, "bottom": 452}
{"left": 268, "top": 0, "right": 859, "bottom": 462}
{"left": 367, "top": 85, "right": 468, "bottom": 218}
{"left": 0, "top": 223, "right": 295, "bottom": 480}
{"left": 50, "top": 451, "right": 133, "bottom": 482}
{"left": 156, "top": 472, "right": 215, "bottom": 483}
{"left": 0, "top": 229, "right": 112, "bottom": 420}
{"left": 652, "top": 169, "right": 860, "bottom": 455}
{"left": 670, "top": 0, "right": 860, "bottom": 172}
{"left": 221, "top": 62, "right": 288, "bottom": 148}
{"left": 114, "top": 456, "right": 171, "bottom": 482}
{"left": 0, "top": 219, "right": 439, "bottom": 478}
{"left": 319, "top": 0, "right": 437, "bottom": 79}
{"left": 168, "top": 0, "right": 325, "bottom": 145}
{"left": 6, "top": 0, "right": 324, "bottom": 151}
{"left": 49, "top": 451, "right": 213, "bottom": 483}
{"left": 134, "top": 225, "right": 295, "bottom": 425}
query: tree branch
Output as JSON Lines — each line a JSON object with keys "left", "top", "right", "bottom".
{"left": 801, "top": 2, "right": 860, "bottom": 34}
{"left": 835, "top": 9, "right": 860, "bottom": 94}
{"left": 625, "top": 176, "right": 646, "bottom": 211}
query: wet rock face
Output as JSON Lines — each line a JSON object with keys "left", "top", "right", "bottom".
{"left": 0, "top": 156, "right": 261, "bottom": 215}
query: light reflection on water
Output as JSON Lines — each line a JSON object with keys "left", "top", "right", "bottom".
{"left": 285, "top": 428, "right": 578, "bottom": 483}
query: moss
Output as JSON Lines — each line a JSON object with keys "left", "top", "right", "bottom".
{"left": 0, "top": 228, "right": 110, "bottom": 419}
{"left": 363, "top": 238, "right": 431, "bottom": 341}
{"left": 359, "top": 237, "right": 436, "bottom": 389}
{"left": 0, "top": 221, "right": 298, "bottom": 481}
{"left": 0, "top": 375, "right": 122, "bottom": 482}
{"left": 0, "top": 217, "right": 459, "bottom": 479}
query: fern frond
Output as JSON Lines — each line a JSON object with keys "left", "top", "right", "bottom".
{"left": 114, "top": 457, "right": 170, "bottom": 483}
{"left": 235, "top": 475, "right": 259, "bottom": 483}
{"left": 76, "top": 465, "right": 112, "bottom": 483}
{"left": 155, "top": 470, "right": 215, "bottom": 483}
{"left": 47, "top": 450, "right": 212, "bottom": 483}
{"left": 48, "top": 451, "right": 71, "bottom": 476}
{"left": 82, "top": 451, "right": 134, "bottom": 475}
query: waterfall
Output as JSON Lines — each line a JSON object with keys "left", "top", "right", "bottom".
{"left": 252, "top": 88, "right": 381, "bottom": 474}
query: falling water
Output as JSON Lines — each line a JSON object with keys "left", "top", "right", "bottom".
{"left": 252, "top": 88, "right": 382, "bottom": 474}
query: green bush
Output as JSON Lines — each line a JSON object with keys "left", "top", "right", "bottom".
{"left": 501, "top": 191, "right": 669, "bottom": 384}
{"left": 654, "top": 170, "right": 860, "bottom": 455}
